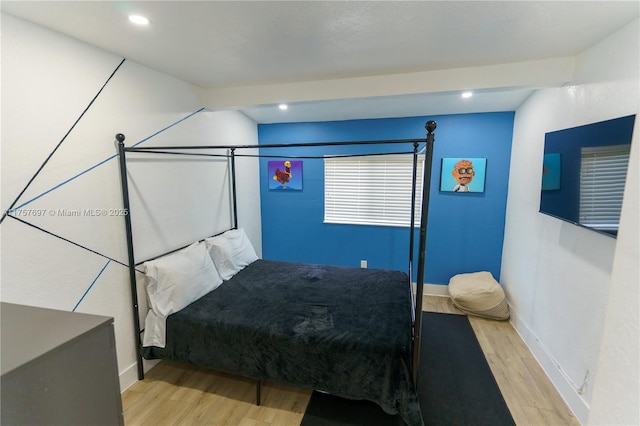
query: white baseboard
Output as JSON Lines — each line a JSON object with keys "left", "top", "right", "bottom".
{"left": 508, "top": 305, "right": 589, "bottom": 424}
{"left": 423, "top": 283, "right": 450, "bottom": 296}
{"left": 119, "top": 359, "right": 160, "bottom": 393}
{"left": 412, "top": 282, "right": 450, "bottom": 297}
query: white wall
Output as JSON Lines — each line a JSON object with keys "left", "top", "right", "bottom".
{"left": 0, "top": 14, "right": 262, "bottom": 391}
{"left": 502, "top": 19, "right": 639, "bottom": 424}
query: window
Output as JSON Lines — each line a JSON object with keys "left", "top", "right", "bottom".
{"left": 324, "top": 155, "right": 424, "bottom": 227}
{"left": 579, "top": 144, "right": 630, "bottom": 232}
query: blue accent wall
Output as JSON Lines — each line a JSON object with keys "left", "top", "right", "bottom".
{"left": 258, "top": 112, "right": 514, "bottom": 285}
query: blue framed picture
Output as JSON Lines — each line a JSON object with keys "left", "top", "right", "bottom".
{"left": 440, "top": 157, "right": 487, "bottom": 193}
{"left": 268, "top": 160, "right": 303, "bottom": 190}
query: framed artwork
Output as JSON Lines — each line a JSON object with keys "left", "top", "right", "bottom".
{"left": 268, "top": 160, "right": 303, "bottom": 190}
{"left": 541, "top": 153, "right": 561, "bottom": 190}
{"left": 440, "top": 157, "right": 487, "bottom": 193}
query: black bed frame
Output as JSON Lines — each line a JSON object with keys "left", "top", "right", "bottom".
{"left": 116, "top": 120, "right": 437, "bottom": 388}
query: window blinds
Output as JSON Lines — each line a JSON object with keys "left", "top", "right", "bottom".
{"left": 579, "top": 144, "right": 630, "bottom": 231}
{"left": 324, "top": 155, "right": 424, "bottom": 227}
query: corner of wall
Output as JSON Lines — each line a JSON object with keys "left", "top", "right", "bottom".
{"left": 118, "top": 359, "right": 161, "bottom": 393}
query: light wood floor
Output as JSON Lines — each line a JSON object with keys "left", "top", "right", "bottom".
{"left": 121, "top": 295, "right": 580, "bottom": 425}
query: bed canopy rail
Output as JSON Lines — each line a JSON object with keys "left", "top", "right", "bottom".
{"left": 125, "top": 137, "right": 429, "bottom": 151}
{"left": 115, "top": 121, "right": 437, "bottom": 383}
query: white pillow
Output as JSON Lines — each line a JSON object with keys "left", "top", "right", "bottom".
{"left": 204, "top": 228, "right": 258, "bottom": 280}
{"left": 142, "top": 241, "right": 222, "bottom": 347}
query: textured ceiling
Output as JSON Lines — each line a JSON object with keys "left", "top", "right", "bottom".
{"left": 2, "top": 1, "right": 638, "bottom": 123}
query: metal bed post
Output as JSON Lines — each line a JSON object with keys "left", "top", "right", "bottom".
{"left": 409, "top": 141, "right": 419, "bottom": 270}
{"left": 409, "top": 142, "right": 419, "bottom": 327}
{"left": 230, "top": 145, "right": 262, "bottom": 403}
{"left": 412, "top": 120, "right": 436, "bottom": 383}
{"left": 116, "top": 133, "right": 145, "bottom": 380}
{"left": 230, "top": 148, "right": 239, "bottom": 230}
{"left": 256, "top": 380, "right": 261, "bottom": 406}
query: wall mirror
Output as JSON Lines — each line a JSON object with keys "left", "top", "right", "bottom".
{"left": 539, "top": 115, "right": 636, "bottom": 238}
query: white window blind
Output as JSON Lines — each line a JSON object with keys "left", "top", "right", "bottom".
{"left": 579, "top": 144, "right": 630, "bottom": 232}
{"left": 324, "top": 155, "right": 424, "bottom": 227}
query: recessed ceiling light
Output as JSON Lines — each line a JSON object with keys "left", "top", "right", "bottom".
{"left": 129, "top": 15, "right": 149, "bottom": 25}
{"left": 461, "top": 91, "right": 473, "bottom": 99}
{"left": 278, "top": 104, "right": 288, "bottom": 111}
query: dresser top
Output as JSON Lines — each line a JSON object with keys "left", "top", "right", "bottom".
{"left": 1, "top": 302, "right": 113, "bottom": 375}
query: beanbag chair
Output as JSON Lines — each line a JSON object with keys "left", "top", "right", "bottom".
{"left": 448, "top": 271, "right": 510, "bottom": 320}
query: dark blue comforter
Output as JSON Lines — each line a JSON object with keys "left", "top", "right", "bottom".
{"left": 142, "top": 259, "right": 423, "bottom": 425}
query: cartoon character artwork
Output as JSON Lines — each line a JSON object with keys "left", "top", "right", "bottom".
{"left": 440, "top": 157, "right": 486, "bottom": 193}
{"left": 451, "top": 159, "right": 475, "bottom": 192}
{"left": 268, "top": 160, "right": 303, "bottom": 190}
{"left": 273, "top": 160, "right": 292, "bottom": 188}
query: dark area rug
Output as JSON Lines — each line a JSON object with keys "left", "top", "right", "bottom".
{"left": 301, "top": 391, "right": 405, "bottom": 426}
{"left": 300, "top": 312, "right": 515, "bottom": 426}
{"left": 417, "top": 312, "right": 515, "bottom": 426}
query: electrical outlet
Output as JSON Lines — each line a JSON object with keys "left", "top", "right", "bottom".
{"left": 360, "top": 260, "right": 367, "bottom": 268}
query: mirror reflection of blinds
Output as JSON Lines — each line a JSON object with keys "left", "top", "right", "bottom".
{"left": 579, "top": 144, "right": 630, "bottom": 231}
{"left": 324, "top": 155, "right": 424, "bottom": 227}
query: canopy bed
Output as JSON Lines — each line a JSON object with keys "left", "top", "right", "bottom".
{"left": 115, "top": 121, "right": 437, "bottom": 426}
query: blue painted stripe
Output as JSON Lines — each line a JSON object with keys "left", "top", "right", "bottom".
{"left": 13, "top": 154, "right": 117, "bottom": 211}
{"left": 73, "top": 260, "right": 110, "bottom": 312}
{"left": 9, "top": 108, "right": 205, "bottom": 212}
{"left": 131, "top": 107, "right": 205, "bottom": 148}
